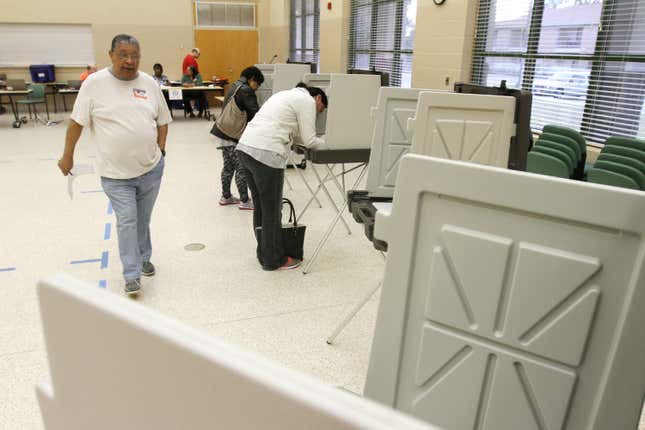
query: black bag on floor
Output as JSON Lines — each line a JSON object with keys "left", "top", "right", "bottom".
{"left": 255, "top": 198, "right": 306, "bottom": 260}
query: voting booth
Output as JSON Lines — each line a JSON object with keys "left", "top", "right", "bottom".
{"left": 36, "top": 274, "right": 439, "bottom": 430}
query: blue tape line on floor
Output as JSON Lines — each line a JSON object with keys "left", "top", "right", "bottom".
{"left": 104, "top": 223, "right": 111, "bottom": 240}
{"left": 101, "top": 251, "right": 109, "bottom": 269}
{"left": 81, "top": 190, "right": 104, "bottom": 194}
{"left": 70, "top": 258, "right": 102, "bottom": 265}
{"left": 107, "top": 201, "right": 113, "bottom": 215}
{"left": 99, "top": 280, "right": 107, "bottom": 289}
{"left": 0, "top": 267, "right": 16, "bottom": 272}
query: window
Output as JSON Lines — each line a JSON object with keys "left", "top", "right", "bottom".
{"left": 195, "top": 2, "right": 255, "bottom": 29}
{"left": 557, "top": 27, "right": 584, "bottom": 48}
{"left": 349, "top": 0, "right": 417, "bottom": 87}
{"left": 290, "top": 0, "right": 320, "bottom": 68}
{"left": 473, "top": 0, "right": 645, "bottom": 145}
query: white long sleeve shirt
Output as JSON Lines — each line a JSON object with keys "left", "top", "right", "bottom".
{"left": 237, "top": 87, "right": 324, "bottom": 169}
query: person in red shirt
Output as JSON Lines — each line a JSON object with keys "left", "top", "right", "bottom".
{"left": 79, "top": 64, "right": 97, "bottom": 82}
{"left": 182, "top": 48, "right": 200, "bottom": 75}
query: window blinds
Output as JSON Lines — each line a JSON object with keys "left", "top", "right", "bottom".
{"left": 195, "top": 2, "right": 255, "bottom": 28}
{"left": 290, "top": 0, "right": 320, "bottom": 68}
{"left": 472, "top": 0, "right": 645, "bottom": 145}
{"left": 348, "top": 0, "right": 417, "bottom": 87}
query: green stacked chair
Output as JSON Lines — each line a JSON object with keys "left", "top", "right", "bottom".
{"left": 535, "top": 139, "right": 577, "bottom": 173}
{"left": 604, "top": 136, "right": 645, "bottom": 152}
{"left": 526, "top": 129, "right": 582, "bottom": 179}
{"left": 594, "top": 160, "right": 644, "bottom": 189}
{"left": 597, "top": 153, "right": 645, "bottom": 177}
{"left": 16, "top": 84, "right": 50, "bottom": 122}
{"left": 527, "top": 151, "right": 570, "bottom": 178}
{"left": 600, "top": 145, "right": 645, "bottom": 164}
{"left": 587, "top": 168, "right": 640, "bottom": 190}
{"left": 542, "top": 125, "right": 587, "bottom": 178}
{"left": 539, "top": 131, "right": 584, "bottom": 179}
{"left": 532, "top": 145, "right": 574, "bottom": 174}
{"left": 586, "top": 136, "right": 645, "bottom": 191}
{"left": 588, "top": 160, "right": 644, "bottom": 191}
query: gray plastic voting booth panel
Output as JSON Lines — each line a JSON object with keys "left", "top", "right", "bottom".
{"left": 304, "top": 73, "right": 381, "bottom": 149}
{"left": 255, "top": 63, "right": 310, "bottom": 106}
{"left": 36, "top": 274, "right": 439, "bottom": 430}
{"left": 365, "top": 87, "right": 427, "bottom": 199}
{"left": 409, "top": 92, "right": 515, "bottom": 168}
{"left": 365, "top": 154, "right": 645, "bottom": 430}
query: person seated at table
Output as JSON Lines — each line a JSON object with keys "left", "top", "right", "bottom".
{"left": 79, "top": 64, "right": 97, "bottom": 82}
{"left": 152, "top": 63, "right": 169, "bottom": 86}
{"left": 153, "top": 63, "right": 172, "bottom": 111}
{"left": 181, "top": 66, "right": 207, "bottom": 118}
{"left": 236, "top": 82, "right": 327, "bottom": 271}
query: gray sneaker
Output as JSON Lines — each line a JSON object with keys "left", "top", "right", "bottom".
{"left": 124, "top": 278, "right": 141, "bottom": 296}
{"left": 219, "top": 195, "right": 240, "bottom": 206}
{"left": 142, "top": 261, "right": 155, "bottom": 277}
{"left": 238, "top": 199, "right": 254, "bottom": 211}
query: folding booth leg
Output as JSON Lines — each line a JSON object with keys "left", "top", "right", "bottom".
{"left": 298, "top": 165, "right": 335, "bottom": 221}
{"left": 310, "top": 164, "right": 352, "bottom": 235}
{"left": 284, "top": 172, "right": 294, "bottom": 191}
{"left": 326, "top": 251, "right": 386, "bottom": 344}
{"left": 303, "top": 164, "right": 368, "bottom": 274}
{"left": 326, "top": 281, "right": 382, "bottom": 345}
{"left": 286, "top": 152, "right": 322, "bottom": 208}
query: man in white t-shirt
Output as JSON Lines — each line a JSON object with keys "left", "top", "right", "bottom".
{"left": 58, "top": 34, "right": 172, "bottom": 296}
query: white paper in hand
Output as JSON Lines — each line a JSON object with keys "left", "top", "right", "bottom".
{"left": 67, "top": 163, "right": 95, "bottom": 199}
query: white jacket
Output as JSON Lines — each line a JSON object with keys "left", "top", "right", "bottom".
{"left": 238, "top": 87, "right": 324, "bottom": 158}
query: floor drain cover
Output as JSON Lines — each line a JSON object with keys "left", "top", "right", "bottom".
{"left": 184, "top": 243, "right": 205, "bottom": 251}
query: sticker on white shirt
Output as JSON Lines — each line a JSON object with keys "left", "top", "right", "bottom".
{"left": 133, "top": 88, "right": 148, "bottom": 99}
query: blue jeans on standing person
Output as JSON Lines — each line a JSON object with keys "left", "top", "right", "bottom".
{"left": 100, "top": 157, "right": 164, "bottom": 281}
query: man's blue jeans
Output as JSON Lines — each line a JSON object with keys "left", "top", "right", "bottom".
{"left": 101, "top": 157, "right": 164, "bottom": 281}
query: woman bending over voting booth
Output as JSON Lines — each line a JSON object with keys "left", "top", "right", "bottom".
{"left": 236, "top": 82, "right": 327, "bottom": 271}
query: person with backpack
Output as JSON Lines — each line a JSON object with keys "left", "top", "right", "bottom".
{"left": 210, "top": 66, "right": 264, "bottom": 210}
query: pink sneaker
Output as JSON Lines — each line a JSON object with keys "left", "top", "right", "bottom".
{"left": 278, "top": 257, "right": 302, "bottom": 270}
{"left": 239, "top": 199, "right": 254, "bottom": 210}
{"left": 219, "top": 196, "right": 240, "bottom": 206}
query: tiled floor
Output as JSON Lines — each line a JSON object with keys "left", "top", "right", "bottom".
{"left": 0, "top": 111, "right": 643, "bottom": 429}
{"left": 0, "top": 112, "right": 384, "bottom": 428}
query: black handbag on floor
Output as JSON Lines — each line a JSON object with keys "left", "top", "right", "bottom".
{"left": 255, "top": 198, "right": 306, "bottom": 260}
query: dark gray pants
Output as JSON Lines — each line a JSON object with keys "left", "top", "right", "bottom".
{"left": 220, "top": 146, "right": 249, "bottom": 201}
{"left": 237, "top": 150, "right": 287, "bottom": 270}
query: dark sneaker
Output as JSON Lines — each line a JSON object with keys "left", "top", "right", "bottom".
{"left": 142, "top": 261, "right": 155, "bottom": 277}
{"left": 124, "top": 278, "right": 141, "bottom": 296}
{"left": 278, "top": 257, "right": 302, "bottom": 271}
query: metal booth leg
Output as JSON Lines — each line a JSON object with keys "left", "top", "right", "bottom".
{"left": 303, "top": 164, "right": 368, "bottom": 274}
